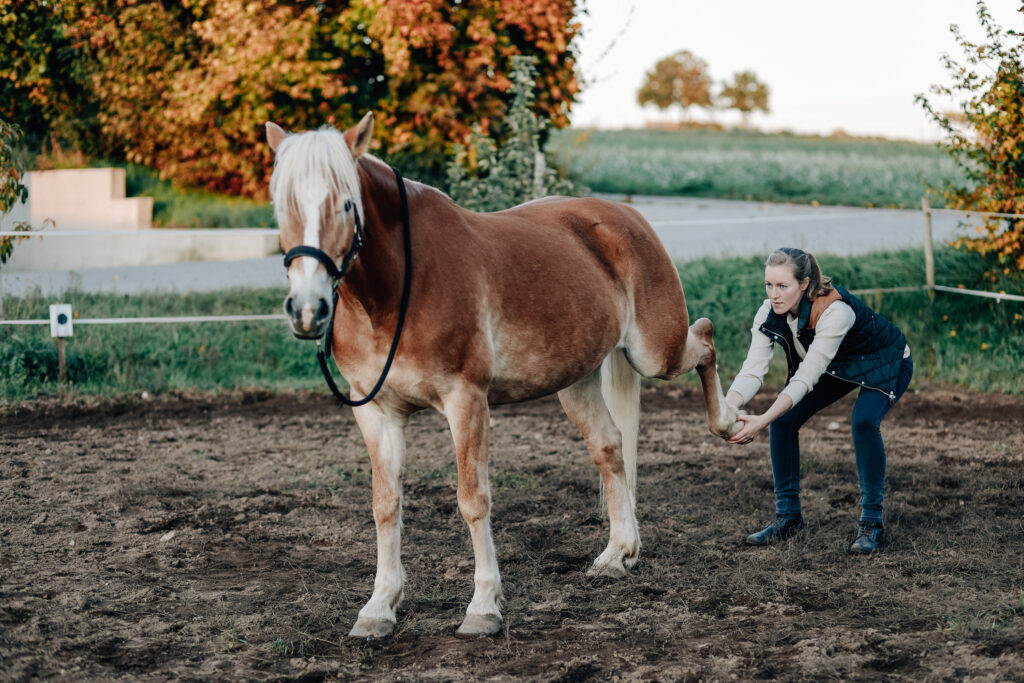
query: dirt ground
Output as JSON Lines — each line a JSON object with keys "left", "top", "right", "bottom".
{"left": 2, "top": 382, "right": 1022, "bottom": 681}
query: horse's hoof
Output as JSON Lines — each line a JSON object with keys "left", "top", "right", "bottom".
{"left": 587, "top": 562, "right": 627, "bottom": 579}
{"left": 455, "top": 613, "right": 502, "bottom": 638}
{"left": 349, "top": 617, "right": 395, "bottom": 639}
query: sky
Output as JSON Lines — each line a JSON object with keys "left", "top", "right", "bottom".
{"left": 570, "top": 0, "right": 1023, "bottom": 141}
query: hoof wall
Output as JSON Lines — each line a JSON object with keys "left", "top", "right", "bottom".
{"left": 587, "top": 562, "right": 628, "bottom": 579}
{"left": 349, "top": 618, "right": 394, "bottom": 639}
{"left": 455, "top": 613, "right": 502, "bottom": 638}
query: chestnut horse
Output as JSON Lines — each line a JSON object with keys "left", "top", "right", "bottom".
{"left": 266, "top": 113, "right": 740, "bottom": 639}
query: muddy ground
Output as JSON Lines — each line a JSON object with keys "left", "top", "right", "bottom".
{"left": 2, "top": 382, "right": 1023, "bottom": 681}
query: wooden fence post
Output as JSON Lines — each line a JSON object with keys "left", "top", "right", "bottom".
{"left": 922, "top": 195, "right": 935, "bottom": 302}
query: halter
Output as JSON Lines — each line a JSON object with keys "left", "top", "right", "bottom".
{"left": 282, "top": 166, "right": 412, "bottom": 407}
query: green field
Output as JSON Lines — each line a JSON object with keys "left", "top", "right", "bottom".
{"left": 548, "top": 128, "right": 965, "bottom": 209}
{"left": 114, "top": 128, "right": 967, "bottom": 228}
{"left": 2, "top": 248, "right": 1021, "bottom": 404}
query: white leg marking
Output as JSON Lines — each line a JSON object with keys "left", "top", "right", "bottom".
{"left": 445, "top": 390, "right": 503, "bottom": 637}
{"left": 349, "top": 405, "right": 408, "bottom": 638}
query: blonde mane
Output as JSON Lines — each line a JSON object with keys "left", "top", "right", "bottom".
{"left": 269, "top": 127, "right": 363, "bottom": 227}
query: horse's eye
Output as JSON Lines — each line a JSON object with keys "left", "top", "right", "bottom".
{"left": 343, "top": 199, "right": 353, "bottom": 212}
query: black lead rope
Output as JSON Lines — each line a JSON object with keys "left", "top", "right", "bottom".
{"left": 284, "top": 166, "right": 412, "bottom": 407}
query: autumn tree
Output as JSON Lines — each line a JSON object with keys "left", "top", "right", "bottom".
{"left": 446, "top": 56, "right": 583, "bottom": 212}
{"left": 636, "top": 50, "right": 712, "bottom": 121}
{"left": 0, "top": 1, "right": 94, "bottom": 153}
{"left": 917, "top": 2, "right": 1024, "bottom": 274}
{"left": 8, "top": 0, "right": 581, "bottom": 198}
{"left": 719, "top": 70, "right": 770, "bottom": 127}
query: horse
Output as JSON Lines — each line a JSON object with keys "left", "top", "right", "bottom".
{"left": 265, "top": 112, "right": 741, "bottom": 639}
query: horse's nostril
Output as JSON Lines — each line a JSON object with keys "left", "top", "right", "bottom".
{"left": 285, "top": 296, "right": 295, "bottom": 317}
{"left": 315, "top": 298, "right": 329, "bottom": 323}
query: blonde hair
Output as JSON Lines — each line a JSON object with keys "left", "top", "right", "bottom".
{"left": 765, "top": 248, "right": 834, "bottom": 301}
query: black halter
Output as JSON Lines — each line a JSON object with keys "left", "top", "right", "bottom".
{"left": 282, "top": 166, "right": 412, "bottom": 407}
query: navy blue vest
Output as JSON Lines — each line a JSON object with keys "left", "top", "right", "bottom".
{"left": 758, "top": 285, "right": 908, "bottom": 402}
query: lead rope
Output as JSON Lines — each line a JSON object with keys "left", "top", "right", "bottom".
{"left": 315, "top": 166, "right": 412, "bottom": 406}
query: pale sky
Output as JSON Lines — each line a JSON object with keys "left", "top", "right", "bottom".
{"left": 570, "top": 0, "right": 1022, "bottom": 141}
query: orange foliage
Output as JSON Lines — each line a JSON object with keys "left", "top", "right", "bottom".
{"left": 55, "top": 0, "right": 580, "bottom": 198}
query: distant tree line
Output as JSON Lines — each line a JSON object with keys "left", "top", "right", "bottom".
{"left": 637, "top": 50, "right": 769, "bottom": 126}
{"left": 0, "top": 0, "right": 581, "bottom": 198}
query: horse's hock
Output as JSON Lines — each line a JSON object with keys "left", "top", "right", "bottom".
{"left": 2, "top": 168, "right": 278, "bottom": 272}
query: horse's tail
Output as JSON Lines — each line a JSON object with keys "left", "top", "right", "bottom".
{"left": 601, "top": 347, "right": 641, "bottom": 509}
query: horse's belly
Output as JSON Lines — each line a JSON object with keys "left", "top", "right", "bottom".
{"left": 485, "top": 311, "right": 622, "bottom": 404}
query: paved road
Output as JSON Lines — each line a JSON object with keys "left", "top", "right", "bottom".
{"left": 2, "top": 195, "right": 969, "bottom": 297}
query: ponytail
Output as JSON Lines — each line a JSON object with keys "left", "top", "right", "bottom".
{"left": 765, "top": 247, "right": 834, "bottom": 301}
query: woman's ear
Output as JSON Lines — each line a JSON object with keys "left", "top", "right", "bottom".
{"left": 800, "top": 277, "right": 811, "bottom": 293}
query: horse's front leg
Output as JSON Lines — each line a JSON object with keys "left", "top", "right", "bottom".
{"left": 349, "top": 405, "right": 409, "bottom": 639}
{"left": 444, "top": 387, "right": 503, "bottom": 638}
{"left": 683, "top": 318, "right": 744, "bottom": 437}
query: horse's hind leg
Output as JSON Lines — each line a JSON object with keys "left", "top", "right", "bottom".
{"left": 558, "top": 361, "right": 641, "bottom": 578}
{"left": 680, "top": 318, "right": 743, "bottom": 437}
{"left": 444, "top": 386, "right": 503, "bottom": 638}
{"left": 349, "top": 405, "right": 409, "bottom": 639}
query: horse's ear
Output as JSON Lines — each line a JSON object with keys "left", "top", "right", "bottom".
{"left": 266, "top": 122, "right": 288, "bottom": 152}
{"left": 344, "top": 112, "right": 374, "bottom": 158}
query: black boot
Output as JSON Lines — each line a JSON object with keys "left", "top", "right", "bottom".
{"left": 744, "top": 515, "right": 804, "bottom": 546}
{"left": 849, "top": 521, "right": 884, "bottom": 554}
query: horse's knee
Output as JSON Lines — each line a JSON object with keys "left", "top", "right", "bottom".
{"left": 372, "top": 491, "right": 402, "bottom": 527}
{"left": 457, "top": 487, "right": 491, "bottom": 524}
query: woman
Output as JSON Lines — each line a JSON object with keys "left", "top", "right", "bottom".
{"left": 725, "top": 248, "right": 913, "bottom": 554}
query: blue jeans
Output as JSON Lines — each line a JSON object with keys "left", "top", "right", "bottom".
{"left": 768, "top": 356, "right": 914, "bottom": 524}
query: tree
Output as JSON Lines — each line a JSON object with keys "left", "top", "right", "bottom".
{"left": 917, "top": 1, "right": 1024, "bottom": 274}
{"left": 0, "top": 1, "right": 94, "bottom": 153}
{"left": 636, "top": 50, "right": 712, "bottom": 121}
{"left": 10, "top": 0, "right": 581, "bottom": 198}
{"left": 446, "top": 56, "right": 584, "bottom": 212}
{"left": 0, "top": 119, "right": 33, "bottom": 319}
{"left": 719, "top": 70, "right": 770, "bottom": 128}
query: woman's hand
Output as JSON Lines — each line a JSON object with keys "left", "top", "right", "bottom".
{"left": 725, "top": 412, "right": 770, "bottom": 445}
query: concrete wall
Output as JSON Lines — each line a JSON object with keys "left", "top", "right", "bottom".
{"left": 0, "top": 169, "right": 279, "bottom": 273}
{"left": 28, "top": 168, "right": 153, "bottom": 230}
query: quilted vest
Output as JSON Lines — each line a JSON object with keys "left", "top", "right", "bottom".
{"left": 758, "top": 285, "right": 908, "bottom": 402}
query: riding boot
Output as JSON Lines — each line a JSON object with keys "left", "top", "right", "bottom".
{"left": 744, "top": 515, "right": 804, "bottom": 546}
{"left": 849, "top": 521, "right": 884, "bottom": 554}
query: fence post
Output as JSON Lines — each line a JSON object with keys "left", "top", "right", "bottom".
{"left": 922, "top": 195, "right": 935, "bottom": 302}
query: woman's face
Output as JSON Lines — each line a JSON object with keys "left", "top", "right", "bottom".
{"left": 765, "top": 264, "right": 809, "bottom": 316}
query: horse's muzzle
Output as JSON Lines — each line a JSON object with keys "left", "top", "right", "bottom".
{"left": 285, "top": 294, "right": 331, "bottom": 339}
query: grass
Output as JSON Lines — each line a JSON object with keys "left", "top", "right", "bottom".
{"left": 0, "top": 249, "right": 1020, "bottom": 403}
{"left": 548, "top": 128, "right": 966, "bottom": 209}
{"left": 0, "top": 287, "right": 324, "bottom": 401}
{"left": 124, "top": 164, "right": 275, "bottom": 228}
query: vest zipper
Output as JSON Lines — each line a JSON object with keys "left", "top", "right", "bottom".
{"left": 763, "top": 324, "right": 896, "bottom": 405}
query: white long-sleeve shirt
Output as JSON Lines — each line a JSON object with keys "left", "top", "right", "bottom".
{"left": 728, "top": 298, "right": 856, "bottom": 407}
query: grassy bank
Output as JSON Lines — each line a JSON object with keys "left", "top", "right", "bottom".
{"left": 124, "top": 165, "right": 275, "bottom": 228}
{"left": 548, "top": 128, "right": 965, "bottom": 209}
{"left": 0, "top": 289, "right": 322, "bottom": 401}
{"left": 1, "top": 248, "right": 1020, "bottom": 403}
